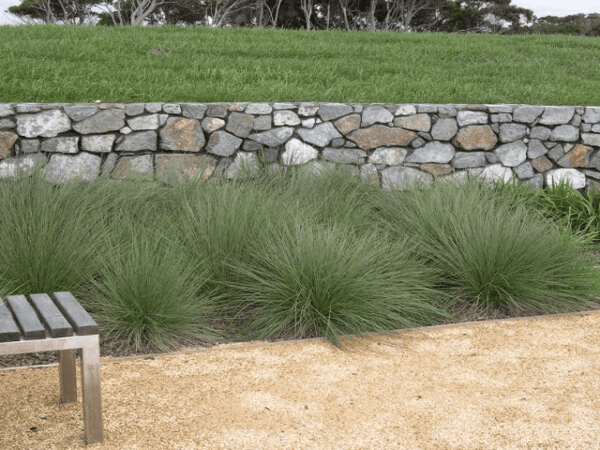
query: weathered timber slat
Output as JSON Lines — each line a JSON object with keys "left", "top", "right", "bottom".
{"left": 0, "top": 300, "right": 21, "bottom": 343}
{"left": 5, "top": 295, "right": 46, "bottom": 340}
{"left": 29, "top": 293, "right": 74, "bottom": 338}
{"left": 51, "top": 292, "right": 99, "bottom": 335}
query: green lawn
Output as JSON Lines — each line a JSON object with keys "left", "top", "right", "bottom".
{"left": 1, "top": 24, "right": 599, "bottom": 105}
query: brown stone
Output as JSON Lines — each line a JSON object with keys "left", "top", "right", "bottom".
{"left": 453, "top": 125, "right": 497, "bottom": 150}
{"left": 557, "top": 144, "right": 593, "bottom": 168}
{"left": 394, "top": 114, "right": 431, "bottom": 132}
{"left": 155, "top": 154, "right": 218, "bottom": 184}
{"left": 349, "top": 125, "right": 417, "bottom": 150}
{"left": 531, "top": 155, "right": 553, "bottom": 173}
{"left": 334, "top": 114, "right": 361, "bottom": 135}
{"left": 160, "top": 117, "right": 205, "bottom": 151}
{"left": 0, "top": 131, "right": 17, "bottom": 159}
{"left": 420, "top": 163, "right": 454, "bottom": 175}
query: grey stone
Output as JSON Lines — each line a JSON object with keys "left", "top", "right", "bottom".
{"left": 226, "top": 112, "right": 254, "bottom": 138}
{"left": 225, "top": 152, "right": 259, "bottom": 179}
{"left": 430, "top": 118, "right": 458, "bottom": 141}
{"left": 588, "top": 152, "right": 600, "bottom": 171}
{"left": 124, "top": 104, "right": 145, "bottom": 116}
{"left": 0, "top": 153, "right": 46, "bottom": 178}
{"left": 527, "top": 140, "right": 548, "bottom": 159}
{"left": 487, "top": 105, "right": 513, "bottom": 113}
{"left": 416, "top": 105, "right": 437, "bottom": 113}
{"left": 436, "top": 170, "right": 469, "bottom": 186}
{"left": 17, "top": 110, "right": 71, "bottom": 138}
{"left": 411, "top": 137, "right": 425, "bottom": 148}
{"left": 485, "top": 152, "right": 500, "bottom": 164}
{"left": 406, "top": 142, "right": 455, "bottom": 164}
{"left": 539, "top": 107, "right": 575, "bottom": 125}
{"left": 453, "top": 152, "right": 486, "bottom": 169}
{"left": 478, "top": 164, "right": 514, "bottom": 185}
{"left": 582, "top": 133, "right": 600, "bottom": 146}
{"left": 330, "top": 138, "right": 345, "bottom": 148}
{"left": 145, "top": 103, "right": 163, "bottom": 113}
{"left": 318, "top": 103, "right": 353, "bottom": 121}
{"left": 569, "top": 114, "right": 582, "bottom": 127}
{"left": 253, "top": 115, "right": 272, "bottom": 131}
{"left": 17, "top": 139, "right": 40, "bottom": 154}
{"left": 495, "top": 141, "right": 527, "bottom": 167}
{"left": 362, "top": 106, "right": 394, "bottom": 126}
{"left": 394, "top": 105, "right": 417, "bottom": 116}
{"left": 499, "top": 123, "right": 527, "bottom": 143}
{"left": 15, "top": 104, "right": 43, "bottom": 113}
{"left": 114, "top": 154, "right": 153, "bottom": 180}
{"left": 73, "top": 109, "right": 125, "bottom": 134}
{"left": 163, "top": 104, "right": 182, "bottom": 115}
{"left": 368, "top": 147, "right": 407, "bottom": 165}
{"left": 593, "top": 124, "right": 600, "bottom": 133}
{"left": 360, "top": 163, "right": 379, "bottom": 185}
{"left": 438, "top": 105, "right": 456, "bottom": 117}
{"left": 281, "top": 139, "right": 318, "bottom": 165}
{"left": 302, "top": 118, "right": 315, "bottom": 128}
{"left": 0, "top": 105, "right": 14, "bottom": 118}
{"left": 246, "top": 103, "right": 272, "bottom": 114}
{"left": 249, "top": 127, "right": 293, "bottom": 147}
{"left": 44, "top": 152, "right": 101, "bottom": 183}
{"left": 545, "top": 168, "right": 585, "bottom": 190}
{"left": 547, "top": 145, "right": 564, "bottom": 162}
{"left": 583, "top": 107, "right": 600, "bottom": 123}
{"left": 381, "top": 166, "right": 433, "bottom": 190}
{"left": 242, "top": 140, "right": 262, "bottom": 151}
{"left": 273, "top": 103, "right": 297, "bottom": 110}
{"left": 583, "top": 169, "right": 600, "bottom": 180}
{"left": 81, "top": 135, "right": 116, "bottom": 153}
{"left": 550, "top": 125, "right": 579, "bottom": 142}
{"left": 491, "top": 114, "right": 512, "bottom": 123}
{"left": 101, "top": 152, "right": 118, "bottom": 176}
{"left": 298, "top": 103, "right": 319, "bottom": 117}
{"left": 297, "top": 123, "right": 342, "bottom": 147}
{"left": 0, "top": 119, "right": 15, "bottom": 129}
{"left": 530, "top": 126, "right": 551, "bottom": 140}
{"left": 457, "top": 111, "right": 488, "bottom": 126}
{"left": 513, "top": 106, "right": 543, "bottom": 124}
{"left": 273, "top": 110, "right": 301, "bottom": 126}
{"left": 115, "top": 131, "right": 157, "bottom": 152}
{"left": 41, "top": 137, "right": 79, "bottom": 153}
{"left": 514, "top": 162, "right": 534, "bottom": 179}
{"left": 63, "top": 105, "right": 98, "bottom": 121}
{"left": 181, "top": 104, "right": 208, "bottom": 119}
{"left": 523, "top": 174, "right": 544, "bottom": 190}
{"left": 207, "top": 104, "right": 228, "bottom": 118}
{"left": 127, "top": 114, "right": 160, "bottom": 130}
{"left": 201, "top": 117, "right": 225, "bottom": 133}
{"left": 206, "top": 130, "right": 242, "bottom": 157}
{"left": 322, "top": 148, "right": 367, "bottom": 164}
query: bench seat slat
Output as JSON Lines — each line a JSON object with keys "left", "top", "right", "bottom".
{"left": 52, "top": 292, "right": 99, "bottom": 335}
{"left": 0, "top": 300, "right": 21, "bottom": 343}
{"left": 6, "top": 295, "right": 46, "bottom": 340}
{"left": 29, "top": 293, "right": 74, "bottom": 338}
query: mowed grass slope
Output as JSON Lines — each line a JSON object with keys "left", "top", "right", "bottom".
{"left": 1, "top": 24, "right": 599, "bottom": 105}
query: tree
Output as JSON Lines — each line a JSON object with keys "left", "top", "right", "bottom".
{"left": 6, "top": 0, "right": 105, "bottom": 26}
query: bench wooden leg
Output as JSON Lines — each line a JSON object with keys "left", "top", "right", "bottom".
{"left": 59, "top": 349, "right": 77, "bottom": 403}
{"left": 81, "top": 336, "right": 103, "bottom": 444}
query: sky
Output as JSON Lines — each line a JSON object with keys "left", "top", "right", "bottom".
{"left": 0, "top": 0, "right": 598, "bottom": 27}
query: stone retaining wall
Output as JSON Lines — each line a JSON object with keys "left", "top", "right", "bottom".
{"left": 1, "top": 102, "right": 600, "bottom": 191}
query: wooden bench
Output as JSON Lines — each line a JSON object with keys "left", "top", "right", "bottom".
{"left": 0, "top": 291, "right": 103, "bottom": 445}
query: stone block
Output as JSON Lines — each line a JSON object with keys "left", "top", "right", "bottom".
{"left": 454, "top": 125, "right": 497, "bottom": 150}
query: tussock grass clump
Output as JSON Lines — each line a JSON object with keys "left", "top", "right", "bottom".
{"left": 372, "top": 176, "right": 600, "bottom": 315}
{"left": 0, "top": 161, "right": 599, "bottom": 351}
